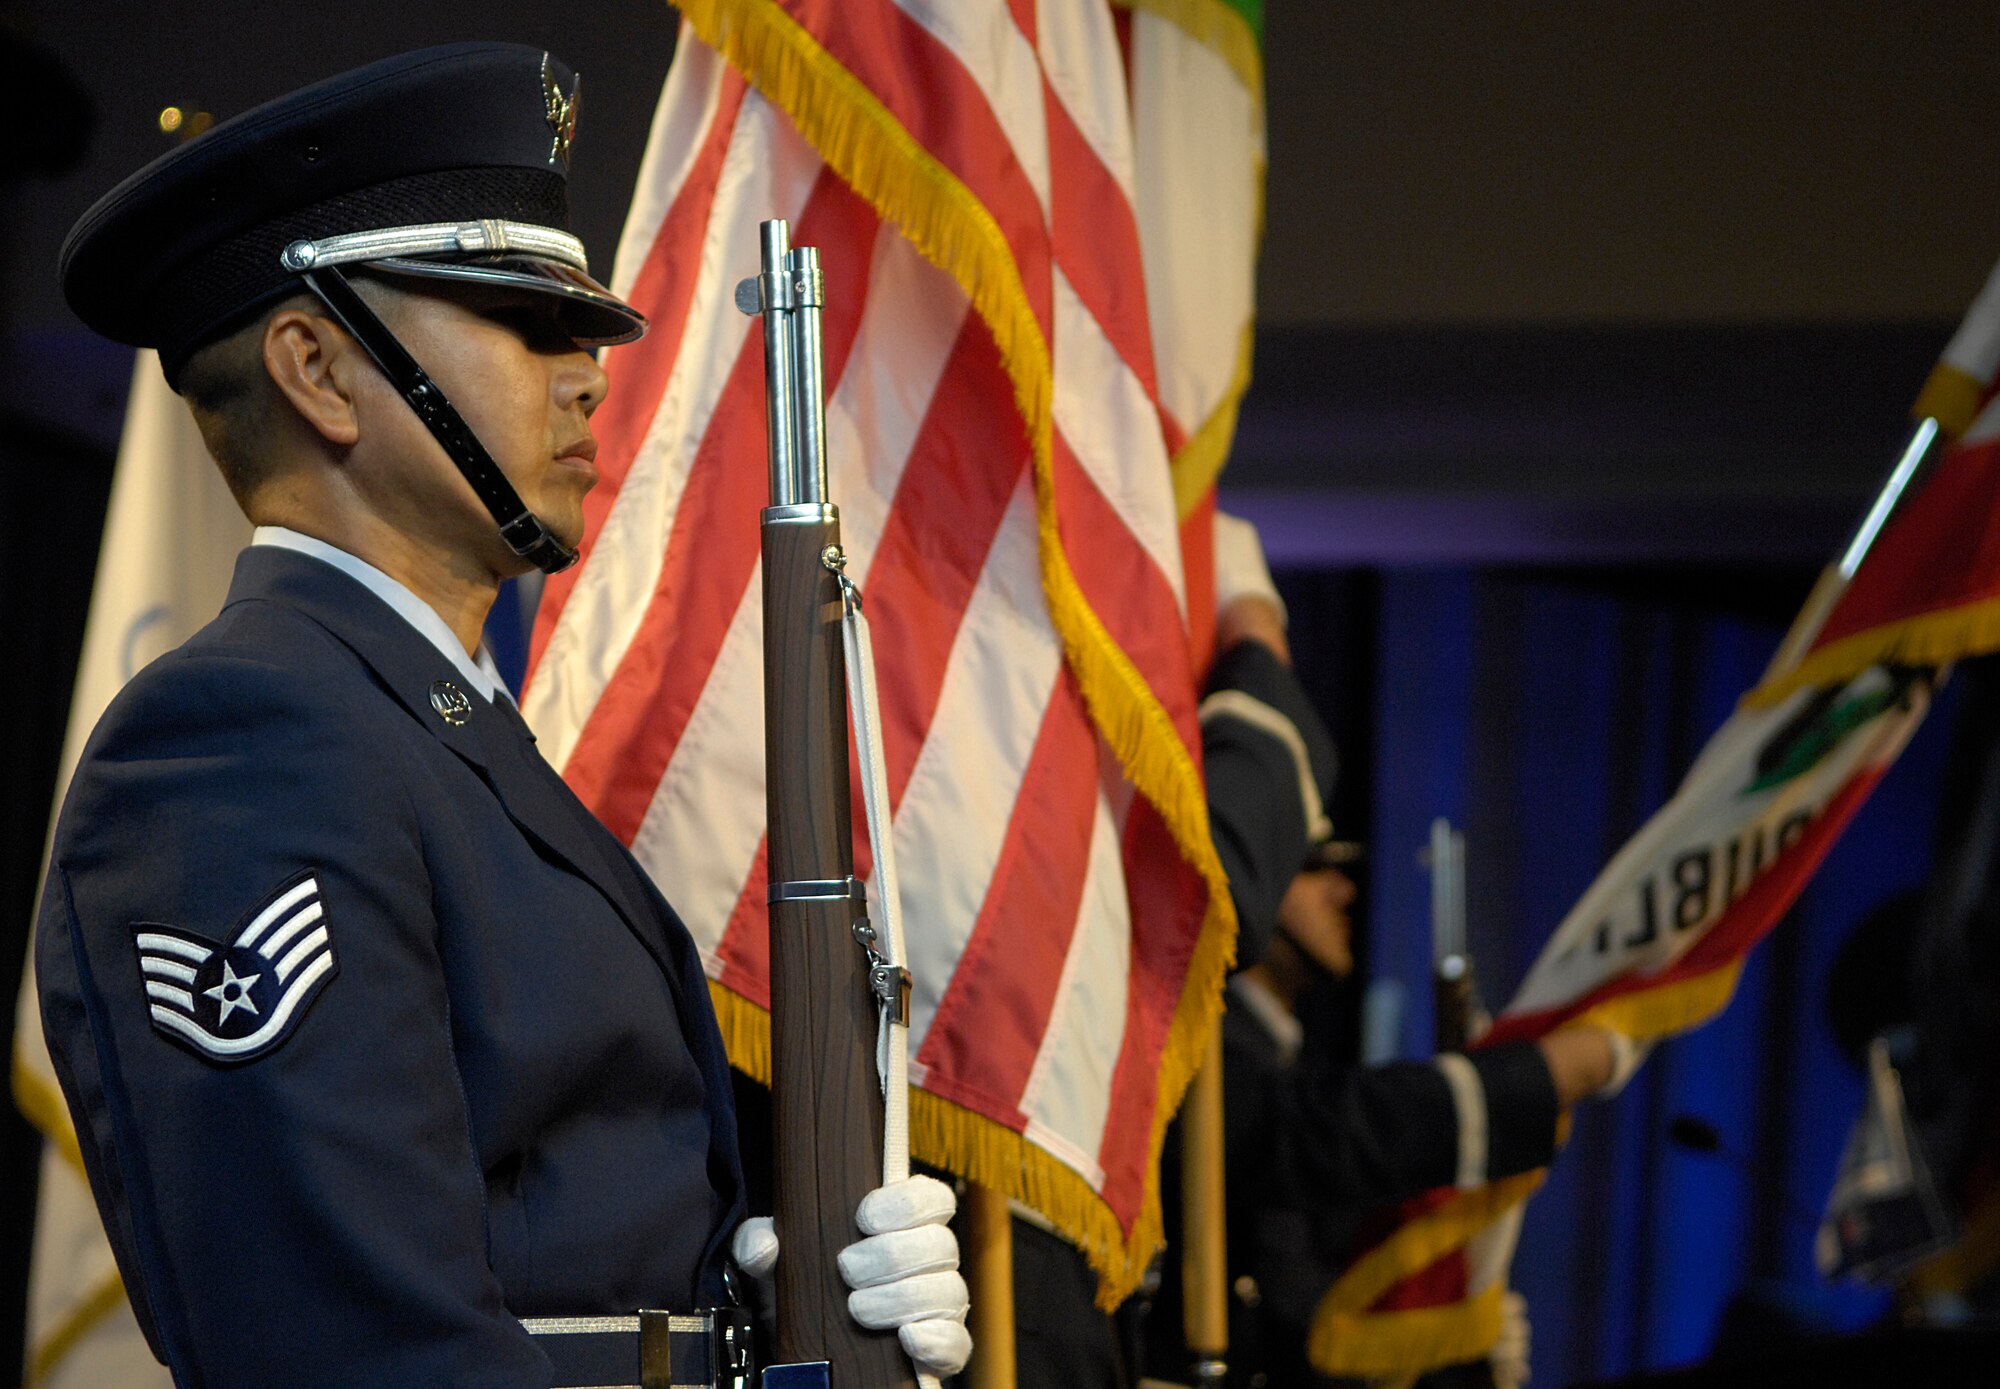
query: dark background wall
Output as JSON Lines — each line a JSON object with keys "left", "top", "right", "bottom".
{"left": 4, "top": 2, "right": 1997, "bottom": 1385}
{"left": 1262, "top": 4, "right": 2000, "bottom": 325}
{"left": 7, "top": 3, "right": 1999, "bottom": 336}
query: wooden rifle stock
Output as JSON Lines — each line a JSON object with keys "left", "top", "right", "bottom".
{"left": 743, "top": 219, "right": 913, "bottom": 1386}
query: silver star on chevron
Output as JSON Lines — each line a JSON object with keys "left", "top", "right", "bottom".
{"left": 203, "top": 960, "right": 262, "bottom": 1026}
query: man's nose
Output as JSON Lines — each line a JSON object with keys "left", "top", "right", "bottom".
{"left": 560, "top": 348, "right": 611, "bottom": 414}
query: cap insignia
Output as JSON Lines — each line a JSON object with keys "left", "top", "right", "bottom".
{"left": 541, "top": 55, "right": 580, "bottom": 169}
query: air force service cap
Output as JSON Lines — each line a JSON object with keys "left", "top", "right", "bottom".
{"left": 60, "top": 42, "right": 646, "bottom": 388}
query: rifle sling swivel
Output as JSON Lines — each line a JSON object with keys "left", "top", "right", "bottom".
{"left": 767, "top": 876, "right": 910, "bottom": 1025}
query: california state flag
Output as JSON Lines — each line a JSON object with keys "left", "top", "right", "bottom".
{"left": 1305, "top": 256, "right": 2000, "bottom": 1371}
{"left": 1311, "top": 654, "right": 1931, "bottom": 1373}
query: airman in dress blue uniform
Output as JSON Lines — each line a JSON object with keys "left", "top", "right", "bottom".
{"left": 38, "top": 42, "right": 970, "bottom": 1389}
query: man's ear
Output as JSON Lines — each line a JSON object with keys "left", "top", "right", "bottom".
{"left": 262, "top": 308, "right": 360, "bottom": 448}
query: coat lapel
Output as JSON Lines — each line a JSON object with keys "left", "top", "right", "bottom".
{"left": 222, "top": 547, "right": 680, "bottom": 980}
{"left": 470, "top": 697, "right": 687, "bottom": 984}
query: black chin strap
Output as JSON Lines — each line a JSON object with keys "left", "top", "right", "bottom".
{"left": 297, "top": 265, "right": 580, "bottom": 575}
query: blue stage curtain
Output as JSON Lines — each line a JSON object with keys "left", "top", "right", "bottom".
{"left": 1321, "top": 567, "right": 1961, "bottom": 1383}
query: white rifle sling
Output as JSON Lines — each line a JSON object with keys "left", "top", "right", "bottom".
{"left": 839, "top": 576, "right": 950, "bottom": 1389}
{"left": 838, "top": 577, "right": 911, "bottom": 1182}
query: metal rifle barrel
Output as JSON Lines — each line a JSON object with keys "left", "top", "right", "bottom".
{"left": 789, "top": 245, "right": 830, "bottom": 505}
{"left": 757, "top": 220, "right": 801, "bottom": 507}
{"left": 747, "top": 218, "right": 911, "bottom": 1385}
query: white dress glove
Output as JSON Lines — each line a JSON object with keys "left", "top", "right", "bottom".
{"left": 731, "top": 1215, "right": 780, "bottom": 1278}
{"left": 1490, "top": 1290, "right": 1531, "bottom": 1389}
{"left": 838, "top": 1174, "right": 972, "bottom": 1378}
{"left": 1213, "top": 510, "right": 1286, "bottom": 628}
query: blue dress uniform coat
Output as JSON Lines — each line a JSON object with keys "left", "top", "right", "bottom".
{"left": 37, "top": 544, "right": 747, "bottom": 1388}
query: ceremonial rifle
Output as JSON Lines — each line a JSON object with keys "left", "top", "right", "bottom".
{"left": 739, "top": 219, "right": 916, "bottom": 1389}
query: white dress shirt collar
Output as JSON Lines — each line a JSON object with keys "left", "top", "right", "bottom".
{"left": 251, "top": 526, "right": 512, "bottom": 703}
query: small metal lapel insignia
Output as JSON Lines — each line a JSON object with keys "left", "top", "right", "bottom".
{"left": 429, "top": 680, "right": 472, "bottom": 727}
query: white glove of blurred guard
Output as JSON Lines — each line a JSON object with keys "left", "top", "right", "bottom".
{"left": 1600, "top": 1030, "right": 1649, "bottom": 1099}
{"left": 838, "top": 1174, "right": 972, "bottom": 1378}
{"left": 1490, "top": 1290, "right": 1531, "bottom": 1389}
{"left": 731, "top": 1215, "right": 780, "bottom": 1278}
{"left": 1214, "top": 510, "right": 1286, "bottom": 627}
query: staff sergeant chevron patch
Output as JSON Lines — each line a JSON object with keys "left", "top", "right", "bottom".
{"left": 133, "top": 871, "right": 339, "bottom": 1064}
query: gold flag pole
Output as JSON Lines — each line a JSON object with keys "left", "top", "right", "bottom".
{"left": 964, "top": 1183, "right": 1018, "bottom": 1389}
{"left": 1181, "top": 1031, "right": 1228, "bottom": 1386}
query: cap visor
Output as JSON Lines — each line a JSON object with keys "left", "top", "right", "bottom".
{"left": 368, "top": 254, "right": 647, "bottom": 345}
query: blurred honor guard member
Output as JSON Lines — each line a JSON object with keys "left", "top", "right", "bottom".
{"left": 38, "top": 43, "right": 968, "bottom": 1389}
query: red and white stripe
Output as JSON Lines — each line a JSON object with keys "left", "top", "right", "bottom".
{"left": 525, "top": 6, "right": 1213, "bottom": 1239}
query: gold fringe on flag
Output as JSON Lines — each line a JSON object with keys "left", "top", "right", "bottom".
{"left": 1313, "top": 1283, "right": 1510, "bottom": 1378}
{"left": 1578, "top": 959, "right": 1747, "bottom": 1044}
{"left": 1308, "top": 958, "right": 1749, "bottom": 1376}
{"left": 1308, "top": 1173, "right": 1541, "bottom": 1375}
{"left": 710, "top": 982, "right": 1185, "bottom": 1308}
{"left": 675, "top": 0, "right": 1240, "bottom": 1307}
{"left": 1745, "top": 595, "right": 2000, "bottom": 709}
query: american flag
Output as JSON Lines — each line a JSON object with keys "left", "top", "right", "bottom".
{"left": 524, "top": 0, "right": 1262, "bottom": 1302}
